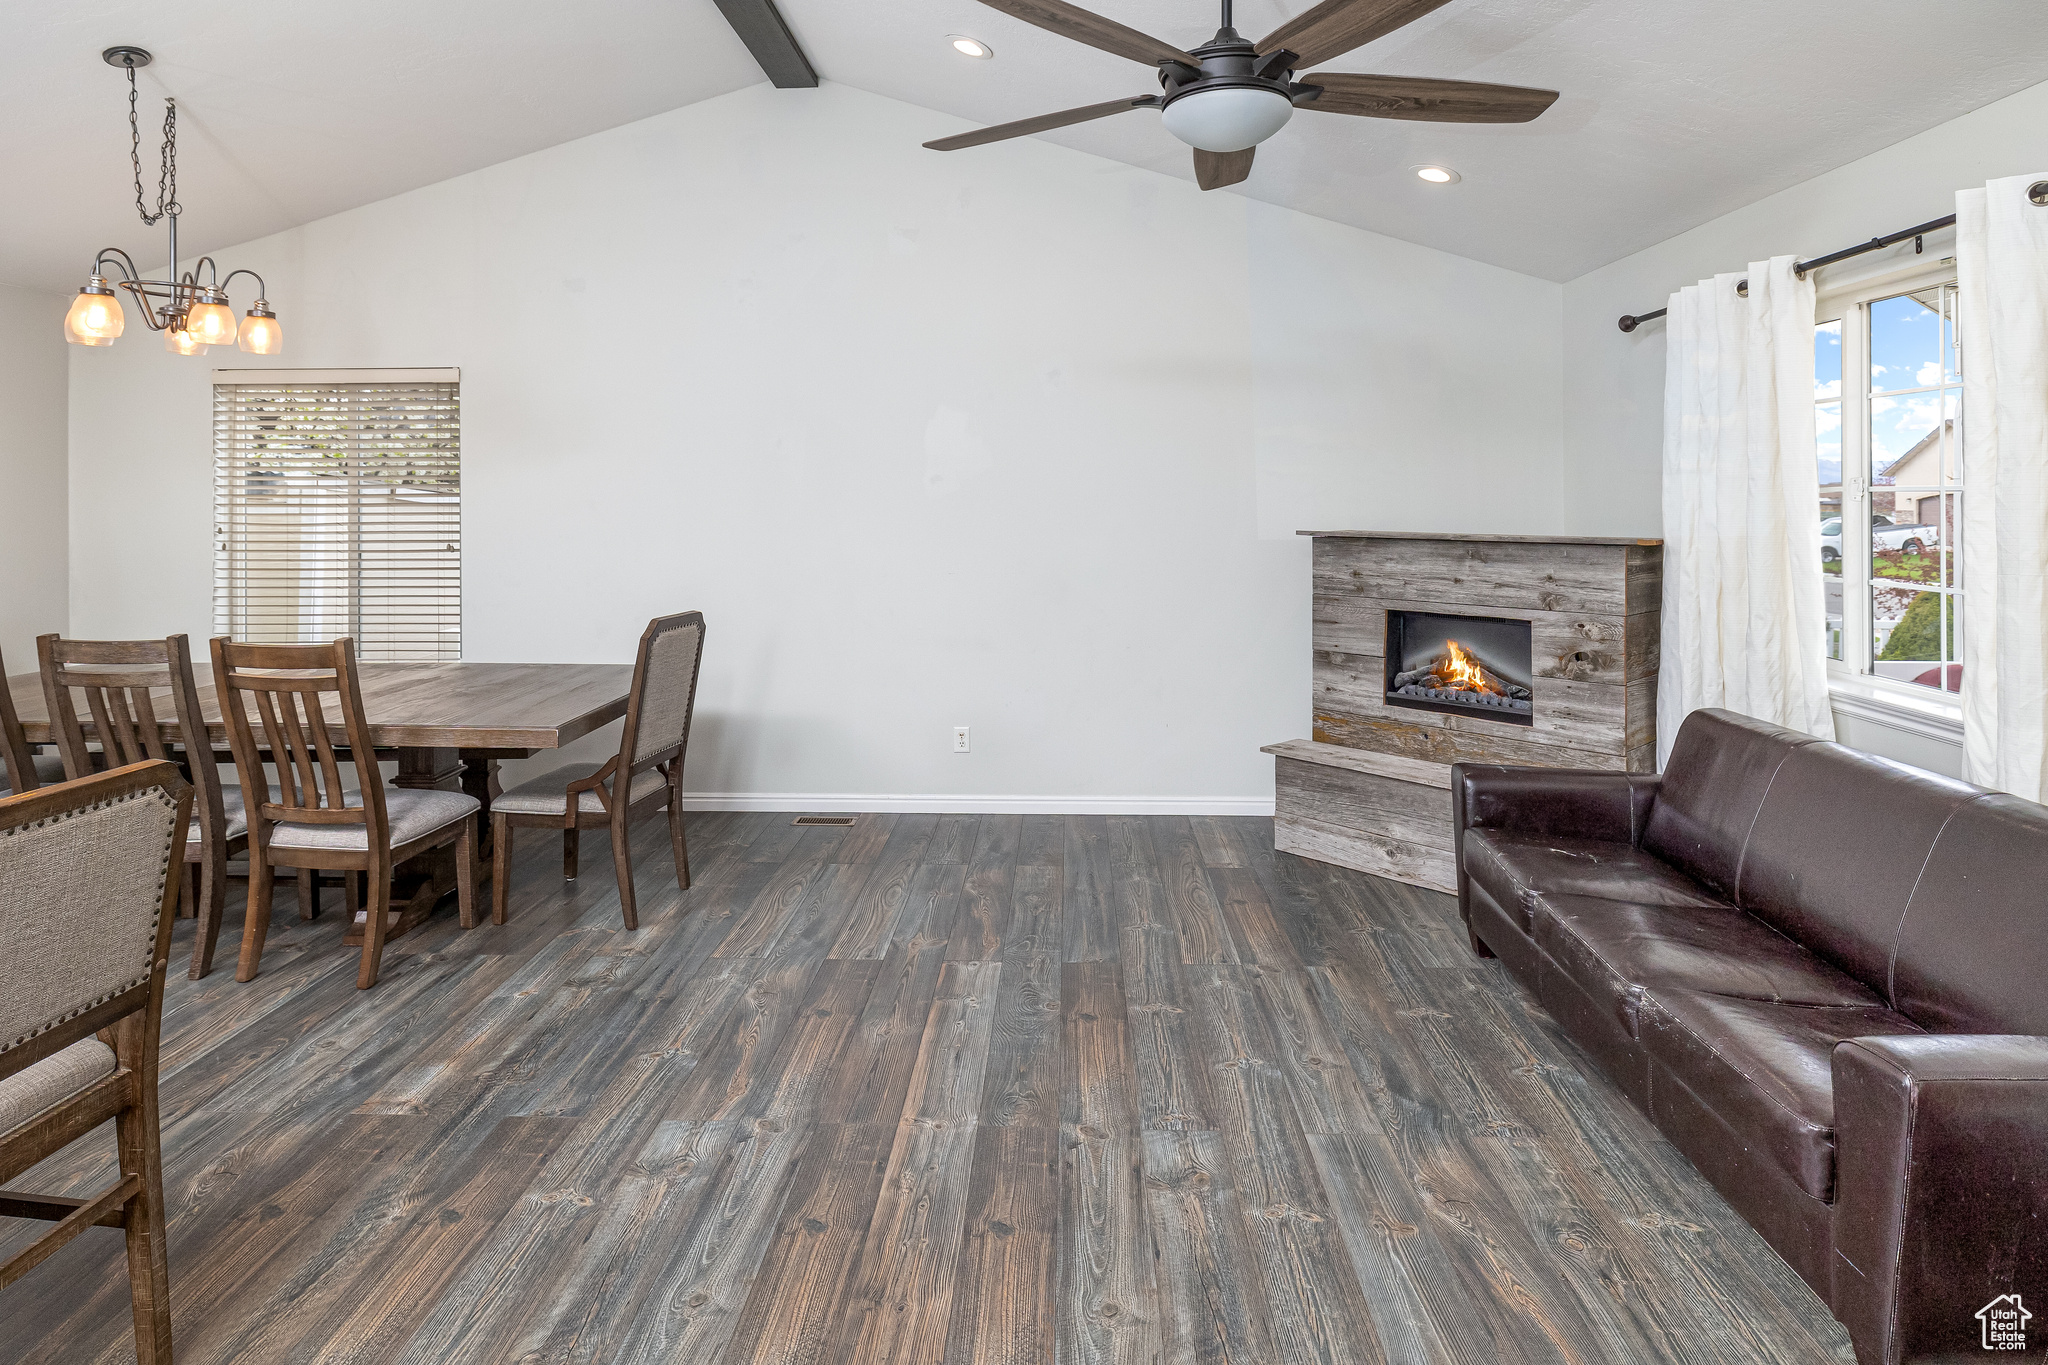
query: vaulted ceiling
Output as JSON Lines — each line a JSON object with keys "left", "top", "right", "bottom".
{"left": 7, "top": 0, "right": 2048, "bottom": 294}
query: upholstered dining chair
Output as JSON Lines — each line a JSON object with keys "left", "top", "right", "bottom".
{"left": 0, "top": 643, "right": 64, "bottom": 797}
{"left": 0, "top": 760, "right": 190, "bottom": 1364}
{"left": 38, "top": 633, "right": 249, "bottom": 980}
{"left": 490, "top": 612, "right": 704, "bottom": 930}
{"left": 212, "top": 637, "right": 479, "bottom": 989}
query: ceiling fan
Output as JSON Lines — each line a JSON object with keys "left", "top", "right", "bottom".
{"left": 923, "top": 0, "right": 1559, "bottom": 189}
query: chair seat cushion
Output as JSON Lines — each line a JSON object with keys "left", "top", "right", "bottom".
{"left": 269, "top": 788, "right": 479, "bottom": 852}
{"left": 190, "top": 786, "right": 252, "bottom": 847}
{"left": 1462, "top": 830, "right": 1726, "bottom": 933}
{"left": 1536, "top": 894, "right": 1882, "bottom": 1039}
{"left": 0, "top": 751, "right": 69, "bottom": 797}
{"left": 0, "top": 1039, "right": 117, "bottom": 1135}
{"left": 1638, "top": 988, "right": 1925, "bottom": 1202}
{"left": 492, "top": 763, "right": 668, "bottom": 817}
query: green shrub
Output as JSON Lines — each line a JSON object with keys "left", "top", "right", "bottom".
{"left": 1878, "top": 591, "right": 1959, "bottom": 661}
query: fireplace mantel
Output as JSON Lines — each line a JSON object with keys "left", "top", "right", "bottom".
{"left": 1267, "top": 530, "right": 1664, "bottom": 892}
{"left": 1299, "top": 531, "right": 1663, "bottom": 546}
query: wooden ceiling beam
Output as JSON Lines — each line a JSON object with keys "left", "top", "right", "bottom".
{"left": 711, "top": 0, "right": 818, "bottom": 89}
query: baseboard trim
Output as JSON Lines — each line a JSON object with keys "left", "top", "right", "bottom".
{"left": 674, "top": 793, "right": 1276, "bottom": 816}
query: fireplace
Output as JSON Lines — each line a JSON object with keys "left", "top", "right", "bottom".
{"left": 1383, "top": 609, "right": 1534, "bottom": 726}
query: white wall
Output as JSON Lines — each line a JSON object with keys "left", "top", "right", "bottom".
{"left": 67, "top": 81, "right": 1566, "bottom": 810}
{"left": 0, "top": 283, "right": 68, "bottom": 669}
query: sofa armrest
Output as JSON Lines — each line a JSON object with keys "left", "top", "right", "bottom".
{"left": 1450, "top": 765, "right": 1659, "bottom": 895}
{"left": 1832, "top": 1035, "right": 2048, "bottom": 1364}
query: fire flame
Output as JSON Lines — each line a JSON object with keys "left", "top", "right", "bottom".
{"left": 1440, "top": 640, "right": 1502, "bottom": 695}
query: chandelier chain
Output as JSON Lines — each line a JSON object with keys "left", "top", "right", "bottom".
{"left": 126, "top": 61, "right": 178, "bottom": 227}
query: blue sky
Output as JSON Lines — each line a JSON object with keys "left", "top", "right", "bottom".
{"left": 1816, "top": 291, "right": 1957, "bottom": 491}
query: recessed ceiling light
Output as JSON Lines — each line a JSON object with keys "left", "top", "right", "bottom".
{"left": 949, "top": 35, "right": 993, "bottom": 59}
{"left": 1413, "top": 165, "right": 1461, "bottom": 184}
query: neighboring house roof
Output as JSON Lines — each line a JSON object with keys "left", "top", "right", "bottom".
{"left": 1882, "top": 420, "right": 1954, "bottom": 483}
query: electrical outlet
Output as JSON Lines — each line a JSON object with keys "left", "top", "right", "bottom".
{"left": 953, "top": 726, "right": 971, "bottom": 753}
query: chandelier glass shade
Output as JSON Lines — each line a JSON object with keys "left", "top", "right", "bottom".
{"left": 65, "top": 279, "right": 125, "bottom": 345}
{"left": 163, "top": 323, "right": 208, "bottom": 355}
{"left": 238, "top": 303, "right": 283, "bottom": 355}
{"left": 68, "top": 47, "right": 282, "bottom": 356}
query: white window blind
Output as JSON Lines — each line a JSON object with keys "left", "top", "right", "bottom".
{"left": 213, "top": 370, "right": 461, "bottom": 661}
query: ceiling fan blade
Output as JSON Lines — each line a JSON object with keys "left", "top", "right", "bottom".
{"left": 924, "top": 95, "right": 1159, "bottom": 151}
{"left": 971, "top": 0, "right": 1201, "bottom": 67}
{"left": 1300, "top": 72, "right": 1559, "bottom": 122}
{"left": 1260, "top": 0, "right": 1455, "bottom": 67}
{"left": 1194, "top": 147, "right": 1254, "bottom": 190}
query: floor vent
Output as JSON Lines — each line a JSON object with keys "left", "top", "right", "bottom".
{"left": 793, "top": 815, "right": 859, "bottom": 826}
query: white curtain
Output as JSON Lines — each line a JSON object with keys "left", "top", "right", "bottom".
{"left": 1958, "top": 174, "right": 2048, "bottom": 800}
{"left": 1657, "top": 255, "right": 1834, "bottom": 766}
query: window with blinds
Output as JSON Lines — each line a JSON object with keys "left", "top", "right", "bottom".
{"left": 213, "top": 369, "right": 461, "bottom": 661}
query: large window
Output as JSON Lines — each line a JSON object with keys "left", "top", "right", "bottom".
{"left": 214, "top": 369, "right": 461, "bottom": 661}
{"left": 1816, "top": 268, "right": 1962, "bottom": 701}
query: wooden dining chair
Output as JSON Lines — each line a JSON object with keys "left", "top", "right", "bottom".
{"left": 212, "top": 637, "right": 479, "bottom": 989}
{"left": 0, "top": 643, "right": 64, "bottom": 797}
{"left": 0, "top": 760, "right": 190, "bottom": 1365}
{"left": 490, "top": 612, "right": 705, "bottom": 930}
{"left": 38, "top": 633, "right": 249, "bottom": 980}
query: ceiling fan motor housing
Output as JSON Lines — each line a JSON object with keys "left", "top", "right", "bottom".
{"left": 1158, "top": 29, "right": 1300, "bottom": 153}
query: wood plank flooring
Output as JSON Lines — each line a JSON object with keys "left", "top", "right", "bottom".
{"left": 0, "top": 812, "right": 1856, "bottom": 1364}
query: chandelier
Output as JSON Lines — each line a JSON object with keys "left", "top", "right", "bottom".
{"left": 65, "top": 47, "right": 283, "bottom": 356}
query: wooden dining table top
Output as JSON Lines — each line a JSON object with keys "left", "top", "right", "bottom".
{"left": 8, "top": 659, "right": 636, "bottom": 754}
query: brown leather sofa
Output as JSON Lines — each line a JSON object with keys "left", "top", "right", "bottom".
{"left": 1453, "top": 707, "right": 2048, "bottom": 1365}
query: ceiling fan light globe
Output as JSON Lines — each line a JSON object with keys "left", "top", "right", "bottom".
{"left": 1160, "top": 86, "right": 1293, "bottom": 154}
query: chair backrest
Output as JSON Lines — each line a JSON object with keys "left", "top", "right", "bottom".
{"left": 0, "top": 761, "right": 189, "bottom": 1083}
{"left": 618, "top": 612, "right": 706, "bottom": 775}
{"left": 38, "top": 634, "right": 229, "bottom": 847}
{"left": 0, "top": 643, "right": 39, "bottom": 796}
{"left": 210, "top": 637, "right": 388, "bottom": 848}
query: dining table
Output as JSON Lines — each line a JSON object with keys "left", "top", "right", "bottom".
{"left": 8, "top": 659, "right": 636, "bottom": 943}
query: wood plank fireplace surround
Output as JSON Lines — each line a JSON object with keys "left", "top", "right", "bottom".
{"left": 1266, "top": 532, "right": 1664, "bottom": 892}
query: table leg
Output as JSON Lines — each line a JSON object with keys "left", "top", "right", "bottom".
{"left": 458, "top": 751, "right": 502, "bottom": 857}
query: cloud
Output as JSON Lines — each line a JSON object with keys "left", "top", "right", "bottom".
{"left": 1872, "top": 396, "right": 1897, "bottom": 415}
{"left": 1815, "top": 408, "right": 1842, "bottom": 434}
{"left": 1917, "top": 361, "right": 1943, "bottom": 385}
{"left": 1815, "top": 379, "right": 1842, "bottom": 400}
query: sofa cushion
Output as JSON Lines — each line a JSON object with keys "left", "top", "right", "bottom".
{"left": 1536, "top": 894, "right": 1881, "bottom": 1038}
{"left": 1638, "top": 988, "right": 1925, "bottom": 1202}
{"left": 1641, "top": 709, "right": 1825, "bottom": 900}
{"left": 1737, "top": 742, "right": 1981, "bottom": 990}
{"left": 1463, "top": 829, "right": 1724, "bottom": 933}
{"left": 1891, "top": 793, "right": 2048, "bottom": 1036}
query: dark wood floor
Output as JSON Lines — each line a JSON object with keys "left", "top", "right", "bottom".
{"left": 1, "top": 811, "right": 1855, "bottom": 1364}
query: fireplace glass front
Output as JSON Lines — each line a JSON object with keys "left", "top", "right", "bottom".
{"left": 1383, "top": 610, "right": 1534, "bottom": 726}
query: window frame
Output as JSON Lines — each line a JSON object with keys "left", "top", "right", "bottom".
{"left": 212, "top": 367, "right": 462, "bottom": 663}
{"left": 1814, "top": 259, "right": 1964, "bottom": 730}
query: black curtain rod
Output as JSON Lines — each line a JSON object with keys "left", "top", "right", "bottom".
{"left": 1616, "top": 213, "right": 1959, "bottom": 333}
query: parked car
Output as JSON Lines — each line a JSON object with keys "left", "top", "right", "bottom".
{"left": 1821, "top": 514, "right": 1936, "bottom": 568}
